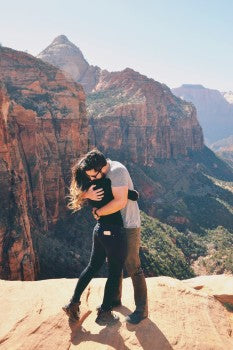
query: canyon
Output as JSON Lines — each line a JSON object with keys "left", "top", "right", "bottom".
{"left": 0, "top": 38, "right": 233, "bottom": 281}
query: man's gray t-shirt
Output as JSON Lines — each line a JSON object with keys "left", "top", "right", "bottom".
{"left": 105, "top": 159, "right": 141, "bottom": 228}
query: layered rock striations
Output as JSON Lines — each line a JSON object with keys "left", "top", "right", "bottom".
{"left": 37, "top": 35, "right": 101, "bottom": 93}
{"left": 88, "top": 69, "right": 204, "bottom": 165}
{"left": 0, "top": 85, "right": 37, "bottom": 280}
{"left": 37, "top": 36, "right": 204, "bottom": 164}
{"left": 0, "top": 46, "right": 88, "bottom": 280}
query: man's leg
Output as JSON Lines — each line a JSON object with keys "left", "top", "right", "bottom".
{"left": 124, "top": 227, "right": 148, "bottom": 323}
{"left": 100, "top": 229, "right": 127, "bottom": 311}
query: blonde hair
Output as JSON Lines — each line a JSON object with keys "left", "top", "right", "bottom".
{"left": 67, "top": 158, "right": 88, "bottom": 212}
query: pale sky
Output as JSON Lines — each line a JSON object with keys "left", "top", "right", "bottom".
{"left": 1, "top": 0, "right": 233, "bottom": 91}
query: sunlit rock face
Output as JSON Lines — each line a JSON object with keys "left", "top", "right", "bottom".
{"left": 88, "top": 69, "right": 204, "bottom": 165}
{"left": 0, "top": 46, "right": 88, "bottom": 280}
{"left": 37, "top": 36, "right": 204, "bottom": 164}
{"left": 1, "top": 276, "right": 233, "bottom": 350}
{"left": 37, "top": 35, "right": 101, "bottom": 93}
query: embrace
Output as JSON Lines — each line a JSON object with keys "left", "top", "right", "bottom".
{"left": 63, "top": 149, "right": 148, "bottom": 325}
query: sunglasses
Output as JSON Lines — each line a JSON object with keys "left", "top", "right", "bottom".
{"left": 86, "top": 166, "right": 104, "bottom": 179}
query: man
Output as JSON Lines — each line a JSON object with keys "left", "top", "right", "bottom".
{"left": 84, "top": 149, "right": 148, "bottom": 324}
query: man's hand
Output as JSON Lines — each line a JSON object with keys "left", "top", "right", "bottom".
{"left": 83, "top": 185, "right": 104, "bottom": 201}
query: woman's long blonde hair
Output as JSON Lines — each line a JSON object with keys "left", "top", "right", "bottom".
{"left": 67, "top": 157, "right": 90, "bottom": 212}
{"left": 67, "top": 149, "right": 107, "bottom": 212}
{"left": 67, "top": 159, "right": 87, "bottom": 213}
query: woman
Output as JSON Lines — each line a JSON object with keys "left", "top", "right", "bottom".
{"left": 63, "top": 157, "right": 138, "bottom": 326}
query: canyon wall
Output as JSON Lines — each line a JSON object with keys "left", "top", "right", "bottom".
{"left": 88, "top": 69, "right": 204, "bottom": 165}
{"left": 0, "top": 47, "right": 88, "bottom": 279}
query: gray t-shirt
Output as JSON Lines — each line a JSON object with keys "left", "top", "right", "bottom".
{"left": 105, "top": 159, "right": 141, "bottom": 228}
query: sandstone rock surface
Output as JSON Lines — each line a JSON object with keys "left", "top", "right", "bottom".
{"left": 1, "top": 276, "right": 233, "bottom": 350}
{"left": 184, "top": 274, "right": 233, "bottom": 304}
{"left": 88, "top": 69, "right": 204, "bottom": 165}
{"left": 0, "top": 46, "right": 88, "bottom": 280}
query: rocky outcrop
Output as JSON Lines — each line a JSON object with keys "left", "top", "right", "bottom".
{"left": 172, "top": 84, "right": 233, "bottom": 144}
{"left": 37, "top": 35, "right": 101, "bottom": 93}
{"left": 88, "top": 69, "right": 204, "bottom": 165}
{"left": 1, "top": 275, "right": 233, "bottom": 350}
{"left": 0, "top": 46, "right": 88, "bottom": 280}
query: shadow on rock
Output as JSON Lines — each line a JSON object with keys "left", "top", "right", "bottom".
{"left": 69, "top": 320, "right": 130, "bottom": 350}
{"left": 67, "top": 305, "right": 173, "bottom": 350}
{"left": 120, "top": 305, "right": 173, "bottom": 350}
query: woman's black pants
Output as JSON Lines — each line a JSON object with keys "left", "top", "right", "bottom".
{"left": 71, "top": 223, "right": 127, "bottom": 311}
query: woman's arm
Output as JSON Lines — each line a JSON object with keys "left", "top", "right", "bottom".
{"left": 82, "top": 184, "right": 104, "bottom": 201}
{"left": 94, "top": 186, "right": 128, "bottom": 217}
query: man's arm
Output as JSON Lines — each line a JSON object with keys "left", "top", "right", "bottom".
{"left": 93, "top": 164, "right": 129, "bottom": 218}
{"left": 95, "top": 185, "right": 128, "bottom": 216}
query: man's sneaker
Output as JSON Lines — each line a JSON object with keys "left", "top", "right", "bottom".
{"left": 62, "top": 301, "right": 80, "bottom": 322}
{"left": 96, "top": 300, "right": 122, "bottom": 312}
{"left": 95, "top": 309, "right": 119, "bottom": 326}
{"left": 125, "top": 311, "right": 147, "bottom": 324}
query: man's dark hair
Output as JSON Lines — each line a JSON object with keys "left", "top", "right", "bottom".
{"left": 80, "top": 149, "right": 107, "bottom": 171}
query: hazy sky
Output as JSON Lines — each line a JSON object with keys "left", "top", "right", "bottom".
{"left": 1, "top": 0, "right": 233, "bottom": 91}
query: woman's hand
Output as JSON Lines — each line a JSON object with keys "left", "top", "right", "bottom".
{"left": 83, "top": 185, "right": 104, "bottom": 201}
{"left": 92, "top": 207, "right": 100, "bottom": 220}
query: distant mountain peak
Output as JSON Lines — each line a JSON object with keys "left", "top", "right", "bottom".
{"left": 172, "top": 84, "right": 233, "bottom": 143}
{"left": 51, "top": 35, "right": 71, "bottom": 45}
{"left": 37, "top": 35, "right": 101, "bottom": 92}
{"left": 122, "top": 67, "right": 137, "bottom": 74}
{"left": 181, "top": 84, "right": 205, "bottom": 89}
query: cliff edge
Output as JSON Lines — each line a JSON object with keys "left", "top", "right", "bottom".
{"left": 1, "top": 275, "right": 233, "bottom": 350}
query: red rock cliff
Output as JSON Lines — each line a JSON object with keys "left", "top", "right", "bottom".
{"left": 88, "top": 69, "right": 204, "bottom": 165}
{"left": 0, "top": 47, "right": 88, "bottom": 280}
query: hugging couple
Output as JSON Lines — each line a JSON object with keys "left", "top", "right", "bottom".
{"left": 63, "top": 149, "right": 148, "bottom": 326}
